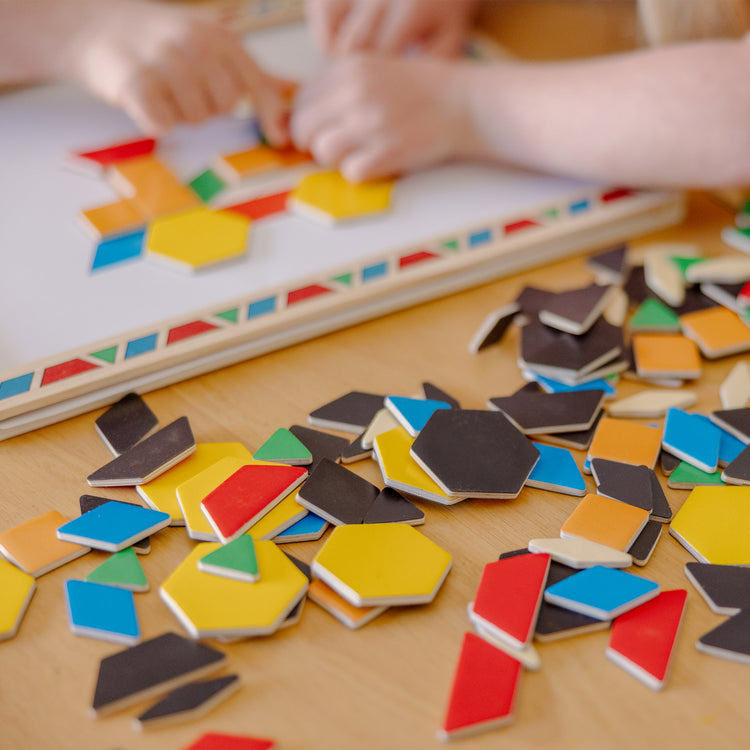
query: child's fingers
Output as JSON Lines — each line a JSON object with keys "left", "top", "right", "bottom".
{"left": 159, "top": 47, "right": 215, "bottom": 124}
{"left": 375, "top": 4, "right": 424, "bottom": 54}
{"left": 119, "top": 74, "right": 180, "bottom": 134}
{"left": 422, "top": 25, "right": 467, "bottom": 57}
{"left": 308, "top": 122, "right": 363, "bottom": 166}
{"left": 306, "top": 0, "right": 351, "bottom": 52}
{"left": 340, "top": 144, "right": 398, "bottom": 183}
{"left": 333, "top": 1, "right": 387, "bottom": 55}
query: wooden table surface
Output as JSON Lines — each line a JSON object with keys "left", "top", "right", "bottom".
{"left": 2, "top": 191, "right": 750, "bottom": 750}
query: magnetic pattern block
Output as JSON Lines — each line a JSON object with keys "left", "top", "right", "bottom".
{"left": 669, "top": 486, "right": 750, "bottom": 564}
{"left": 91, "top": 631, "right": 227, "bottom": 716}
{"left": 312, "top": 524, "right": 452, "bottom": 607}
{"left": 469, "top": 553, "right": 551, "bottom": 649}
{"left": 561, "top": 493, "right": 650, "bottom": 552}
{"left": 0, "top": 558, "right": 35, "bottom": 641}
{"left": 438, "top": 632, "right": 522, "bottom": 741}
{"left": 0, "top": 510, "right": 90, "bottom": 577}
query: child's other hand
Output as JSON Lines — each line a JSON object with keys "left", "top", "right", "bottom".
{"left": 291, "top": 55, "right": 478, "bottom": 181}
{"left": 305, "top": 0, "right": 478, "bottom": 57}
{"left": 68, "top": 0, "right": 289, "bottom": 141}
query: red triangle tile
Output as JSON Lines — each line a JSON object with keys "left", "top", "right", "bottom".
{"left": 470, "top": 553, "right": 550, "bottom": 648}
{"left": 438, "top": 632, "right": 522, "bottom": 740}
{"left": 606, "top": 589, "right": 687, "bottom": 689}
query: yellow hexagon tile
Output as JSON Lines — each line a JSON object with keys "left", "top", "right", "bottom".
{"left": 0, "top": 558, "right": 36, "bottom": 641}
{"left": 160, "top": 540, "right": 308, "bottom": 638}
{"left": 670, "top": 485, "right": 750, "bottom": 564}
{"left": 289, "top": 171, "right": 394, "bottom": 225}
{"left": 146, "top": 206, "right": 251, "bottom": 272}
{"left": 373, "top": 426, "right": 466, "bottom": 506}
{"left": 176, "top": 455, "right": 288, "bottom": 541}
{"left": 312, "top": 524, "right": 452, "bottom": 607}
{"left": 137, "top": 442, "right": 254, "bottom": 525}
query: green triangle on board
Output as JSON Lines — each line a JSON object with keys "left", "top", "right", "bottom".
{"left": 85, "top": 548, "right": 148, "bottom": 592}
{"left": 253, "top": 428, "right": 313, "bottom": 466}
{"left": 630, "top": 298, "right": 681, "bottom": 332}
{"left": 198, "top": 535, "right": 260, "bottom": 582}
{"left": 441, "top": 239, "right": 459, "bottom": 251}
{"left": 215, "top": 308, "right": 239, "bottom": 324}
{"left": 90, "top": 346, "right": 118, "bottom": 364}
{"left": 331, "top": 273, "right": 353, "bottom": 286}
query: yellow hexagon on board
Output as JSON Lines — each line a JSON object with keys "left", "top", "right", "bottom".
{"left": 289, "top": 170, "right": 394, "bottom": 225}
{"left": 160, "top": 540, "right": 308, "bottom": 638}
{"left": 312, "top": 524, "right": 452, "bottom": 607}
{"left": 374, "top": 426, "right": 466, "bottom": 505}
{"left": 0, "top": 558, "right": 36, "bottom": 641}
{"left": 670, "top": 485, "right": 750, "bottom": 564}
{"left": 146, "top": 206, "right": 251, "bottom": 272}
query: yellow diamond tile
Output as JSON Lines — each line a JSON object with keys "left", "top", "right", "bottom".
{"left": 312, "top": 524, "right": 452, "bottom": 607}
{"left": 670, "top": 486, "right": 750, "bottom": 564}
{"left": 374, "top": 426, "right": 465, "bottom": 505}
{"left": 146, "top": 207, "right": 251, "bottom": 272}
{"left": 0, "top": 558, "right": 35, "bottom": 641}
{"left": 290, "top": 171, "right": 393, "bottom": 224}
{"left": 160, "top": 540, "right": 308, "bottom": 637}
{"left": 136, "top": 442, "right": 254, "bottom": 524}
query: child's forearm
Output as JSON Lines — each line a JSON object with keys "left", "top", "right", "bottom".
{"left": 464, "top": 37, "right": 750, "bottom": 188}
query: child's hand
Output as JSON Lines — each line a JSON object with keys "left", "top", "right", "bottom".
{"left": 305, "top": 0, "right": 478, "bottom": 57}
{"left": 67, "top": 0, "right": 289, "bottom": 140}
{"left": 291, "top": 55, "right": 479, "bottom": 181}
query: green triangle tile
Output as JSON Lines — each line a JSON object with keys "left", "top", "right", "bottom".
{"left": 90, "top": 346, "right": 118, "bottom": 364}
{"left": 669, "top": 461, "right": 725, "bottom": 489}
{"left": 253, "top": 428, "right": 313, "bottom": 466}
{"left": 85, "top": 548, "right": 149, "bottom": 592}
{"left": 542, "top": 208, "right": 560, "bottom": 220}
{"left": 215, "top": 308, "right": 239, "bottom": 324}
{"left": 331, "top": 273, "right": 353, "bottom": 286}
{"left": 630, "top": 298, "right": 681, "bottom": 332}
{"left": 198, "top": 535, "right": 259, "bottom": 582}
{"left": 188, "top": 168, "right": 225, "bottom": 203}
{"left": 441, "top": 239, "right": 459, "bottom": 251}
{"left": 670, "top": 256, "right": 706, "bottom": 279}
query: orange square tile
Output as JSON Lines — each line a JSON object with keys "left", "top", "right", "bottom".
{"left": 109, "top": 156, "right": 181, "bottom": 196}
{"left": 588, "top": 416, "right": 662, "bottom": 469}
{"left": 133, "top": 184, "right": 199, "bottom": 219}
{"left": 216, "top": 146, "right": 284, "bottom": 180}
{"left": 79, "top": 199, "right": 145, "bottom": 238}
{"left": 680, "top": 307, "right": 750, "bottom": 358}
{"left": 632, "top": 333, "right": 702, "bottom": 379}
{"left": 109, "top": 156, "right": 198, "bottom": 218}
{"left": 0, "top": 511, "right": 90, "bottom": 577}
{"left": 561, "top": 493, "right": 650, "bottom": 551}
{"left": 307, "top": 578, "right": 386, "bottom": 629}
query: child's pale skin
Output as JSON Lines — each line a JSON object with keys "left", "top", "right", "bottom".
{"left": 0, "top": 0, "right": 289, "bottom": 142}
{"left": 295, "top": 0, "right": 750, "bottom": 188}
